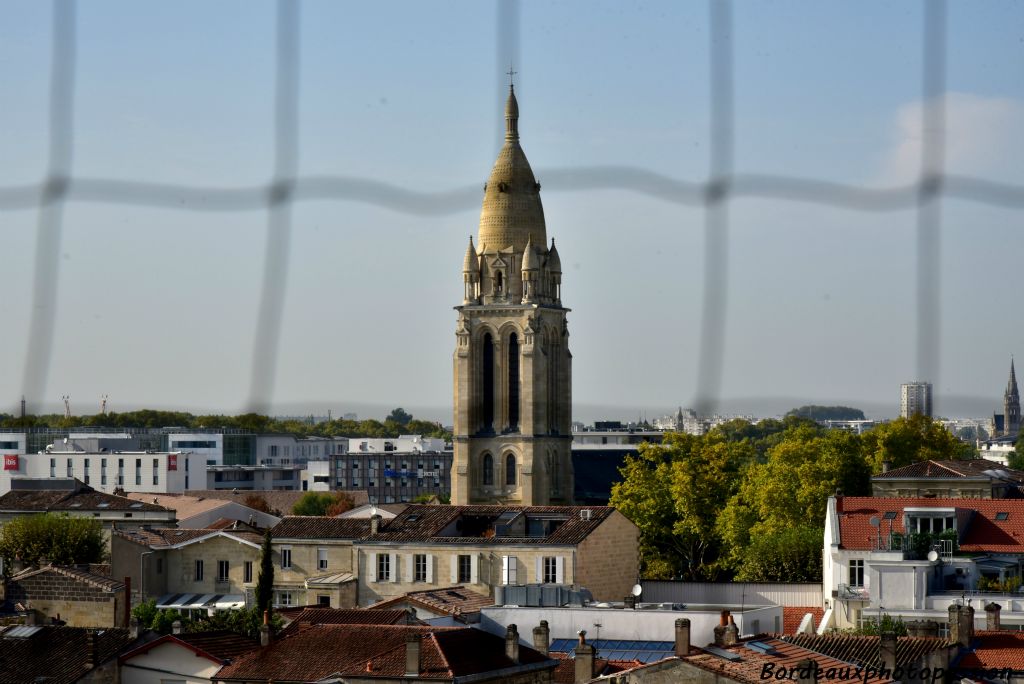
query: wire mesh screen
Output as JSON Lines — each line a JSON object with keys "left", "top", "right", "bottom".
{"left": 4, "top": 0, "right": 1024, "bottom": 417}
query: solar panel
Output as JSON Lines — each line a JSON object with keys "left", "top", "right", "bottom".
{"left": 704, "top": 646, "right": 742, "bottom": 662}
{"left": 745, "top": 641, "right": 778, "bottom": 655}
{"left": 3, "top": 625, "right": 43, "bottom": 638}
{"left": 883, "top": 511, "right": 898, "bottom": 520}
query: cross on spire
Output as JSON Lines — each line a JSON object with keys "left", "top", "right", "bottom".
{"left": 507, "top": 63, "right": 517, "bottom": 87}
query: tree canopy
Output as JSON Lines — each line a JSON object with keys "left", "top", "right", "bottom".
{"left": 611, "top": 414, "right": 971, "bottom": 581}
{"left": 786, "top": 405, "right": 866, "bottom": 421}
{"left": 293, "top": 491, "right": 355, "bottom": 516}
{"left": 0, "top": 514, "right": 106, "bottom": 569}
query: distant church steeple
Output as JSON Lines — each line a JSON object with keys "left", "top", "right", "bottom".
{"left": 451, "top": 83, "right": 573, "bottom": 505}
{"left": 1005, "top": 358, "right": 1021, "bottom": 437}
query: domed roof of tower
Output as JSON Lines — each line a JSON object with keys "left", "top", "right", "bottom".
{"left": 477, "top": 84, "right": 546, "bottom": 254}
{"left": 522, "top": 234, "right": 539, "bottom": 271}
{"left": 546, "top": 238, "right": 562, "bottom": 273}
{"left": 462, "top": 235, "right": 478, "bottom": 273}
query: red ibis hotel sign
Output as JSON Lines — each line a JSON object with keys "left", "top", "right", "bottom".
{"left": 168, "top": 454, "right": 178, "bottom": 471}
{"left": 3, "top": 454, "right": 19, "bottom": 471}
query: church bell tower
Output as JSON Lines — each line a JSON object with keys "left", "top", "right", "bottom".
{"left": 451, "top": 83, "right": 573, "bottom": 505}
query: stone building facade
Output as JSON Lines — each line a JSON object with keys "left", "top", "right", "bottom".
{"left": 4, "top": 565, "right": 127, "bottom": 628}
{"left": 452, "top": 84, "right": 573, "bottom": 506}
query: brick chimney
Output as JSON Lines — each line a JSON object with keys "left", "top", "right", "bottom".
{"left": 674, "top": 618, "right": 691, "bottom": 657}
{"left": 882, "top": 460, "right": 892, "bottom": 473}
{"left": 906, "top": 619, "right": 939, "bottom": 637}
{"left": 880, "top": 631, "right": 897, "bottom": 672}
{"left": 985, "top": 602, "right": 1002, "bottom": 631}
{"left": 948, "top": 603, "right": 975, "bottom": 648}
{"left": 405, "top": 633, "right": 421, "bottom": 676}
{"left": 129, "top": 616, "right": 139, "bottom": 640}
{"left": 574, "top": 630, "right": 595, "bottom": 684}
{"left": 260, "top": 609, "right": 271, "bottom": 647}
{"left": 370, "top": 514, "right": 382, "bottom": 535}
{"left": 505, "top": 624, "right": 520, "bottom": 664}
{"left": 714, "top": 611, "right": 739, "bottom": 647}
{"left": 532, "top": 620, "right": 550, "bottom": 655}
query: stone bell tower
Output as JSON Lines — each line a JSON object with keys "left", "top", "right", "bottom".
{"left": 451, "top": 84, "right": 573, "bottom": 506}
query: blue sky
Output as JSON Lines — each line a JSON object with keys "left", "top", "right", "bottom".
{"left": 2, "top": 1, "right": 1023, "bottom": 421}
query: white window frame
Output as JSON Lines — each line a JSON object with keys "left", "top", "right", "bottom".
{"left": 502, "top": 555, "right": 518, "bottom": 585}
{"left": 849, "top": 559, "right": 865, "bottom": 588}
{"left": 413, "top": 554, "right": 428, "bottom": 582}
{"left": 318, "top": 547, "right": 328, "bottom": 571}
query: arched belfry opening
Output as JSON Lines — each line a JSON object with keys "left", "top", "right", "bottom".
{"left": 482, "top": 333, "right": 494, "bottom": 432}
{"left": 508, "top": 333, "right": 520, "bottom": 431}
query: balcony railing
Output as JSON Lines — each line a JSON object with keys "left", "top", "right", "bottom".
{"left": 836, "top": 584, "right": 870, "bottom": 601}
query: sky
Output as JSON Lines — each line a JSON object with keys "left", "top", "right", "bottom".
{"left": 2, "top": 1, "right": 1024, "bottom": 423}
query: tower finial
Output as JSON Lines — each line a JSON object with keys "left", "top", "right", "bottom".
{"left": 507, "top": 62, "right": 517, "bottom": 88}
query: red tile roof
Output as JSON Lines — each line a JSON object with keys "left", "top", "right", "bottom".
{"left": 781, "top": 607, "right": 824, "bottom": 635}
{"left": 874, "top": 459, "right": 1024, "bottom": 481}
{"left": 370, "top": 586, "right": 494, "bottom": 617}
{"left": 281, "top": 607, "right": 411, "bottom": 632}
{"left": 271, "top": 516, "right": 371, "bottom": 540}
{"left": 683, "top": 638, "right": 897, "bottom": 684}
{"left": 0, "top": 486, "right": 172, "bottom": 513}
{"left": 189, "top": 489, "right": 369, "bottom": 515}
{"left": 957, "top": 630, "right": 1024, "bottom": 671}
{"left": 837, "top": 496, "right": 1024, "bottom": 553}
{"left": 120, "top": 631, "right": 258, "bottom": 665}
{"left": 113, "top": 527, "right": 263, "bottom": 549}
{"left": 214, "top": 624, "right": 554, "bottom": 682}
{"left": 783, "top": 633, "right": 953, "bottom": 668}
{"left": 0, "top": 626, "right": 136, "bottom": 684}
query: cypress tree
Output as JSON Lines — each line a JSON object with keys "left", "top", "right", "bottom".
{"left": 255, "top": 529, "right": 274, "bottom": 619}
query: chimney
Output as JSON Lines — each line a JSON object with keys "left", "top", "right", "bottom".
{"left": 674, "top": 618, "right": 691, "bottom": 657}
{"left": 171, "top": 620, "right": 182, "bottom": 635}
{"left": 260, "top": 609, "right": 271, "bottom": 647}
{"left": 795, "top": 659, "right": 819, "bottom": 684}
{"left": 948, "top": 603, "right": 975, "bottom": 648}
{"left": 985, "top": 602, "right": 1002, "bottom": 631}
{"left": 405, "top": 633, "right": 421, "bottom": 676}
{"left": 906, "top": 619, "right": 939, "bottom": 637}
{"left": 880, "top": 631, "right": 897, "bottom": 672}
{"left": 882, "top": 460, "right": 892, "bottom": 473}
{"left": 129, "top": 616, "right": 139, "bottom": 640}
{"left": 370, "top": 514, "right": 382, "bottom": 535}
{"left": 532, "top": 620, "right": 550, "bottom": 655}
{"left": 574, "top": 630, "right": 595, "bottom": 684}
{"left": 505, "top": 624, "right": 520, "bottom": 664}
{"left": 623, "top": 595, "right": 636, "bottom": 609}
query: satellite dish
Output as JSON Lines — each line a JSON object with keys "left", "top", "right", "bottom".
{"left": 869, "top": 516, "right": 880, "bottom": 528}
{"left": 63, "top": 437, "right": 68, "bottom": 445}
{"left": 631, "top": 584, "right": 642, "bottom": 597}
{"left": 927, "top": 550, "right": 939, "bottom": 562}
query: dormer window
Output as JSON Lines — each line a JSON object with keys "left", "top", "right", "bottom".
{"left": 906, "top": 508, "right": 956, "bottom": 534}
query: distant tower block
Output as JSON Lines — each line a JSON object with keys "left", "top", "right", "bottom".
{"left": 900, "top": 382, "right": 932, "bottom": 419}
{"left": 451, "top": 84, "right": 573, "bottom": 506}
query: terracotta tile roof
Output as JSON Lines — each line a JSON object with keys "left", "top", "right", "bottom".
{"left": 9, "top": 565, "right": 125, "bottom": 592}
{"left": 189, "top": 489, "right": 368, "bottom": 514}
{"left": 874, "top": 459, "right": 1024, "bottom": 480}
{"left": 837, "top": 496, "right": 1024, "bottom": 553}
{"left": 0, "top": 486, "right": 172, "bottom": 513}
{"left": 175, "top": 631, "right": 260, "bottom": 660}
{"left": 125, "top": 492, "right": 229, "bottom": 520}
{"left": 550, "top": 652, "right": 641, "bottom": 683}
{"left": 282, "top": 607, "right": 412, "bottom": 632}
{"left": 113, "top": 527, "right": 262, "bottom": 549}
{"left": 782, "top": 633, "right": 953, "bottom": 667}
{"left": 214, "top": 624, "right": 554, "bottom": 682}
{"left": 367, "top": 504, "right": 615, "bottom": 545}
{"left": 781, "top": 607, "right": 824, "bottom": 634}
{"left": 370, "top": 586, "right": 494, "bottom": 617}
{"left": 271, "top": 516, "right": 372, "bottom": 539}
{"left": 957, "top": 630, "right": 1024, "bottom": 671}
{"left": 683, "top": 638, "right": 897, "bottom": 684}
{"left": 0, "top": 626, "right": 136, "bottom": 684}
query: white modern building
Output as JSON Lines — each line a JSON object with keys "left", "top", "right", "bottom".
{"left": 900, "top": 381, "right": 933, "bottom": 418}
{"left": 4, "top": 449, "right": 203, "bottom": 495}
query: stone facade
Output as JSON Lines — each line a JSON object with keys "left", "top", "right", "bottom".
{"left": 452, "top": 85, "right": 573, "bottom": 506}
{"left": 575, "top": 509, "right": 641, "bottom": 601}
{"left": 4, "top": 566, "right": 126, "bottom": 628}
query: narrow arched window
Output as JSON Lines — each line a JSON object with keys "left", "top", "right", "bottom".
{"left": 482, "top": 333, "right": 494, "bottom": 431}
{"left": 483, "top": 453, "right": 494, "bottom": 486}
{"left": 495, "top": 271, "right": 504, "bottom": 294}
{"left": 508, "top": 333, "right": 520, "bottom": 430}
{"left": 506, "top": 453, "right": 516, "bottom": 486}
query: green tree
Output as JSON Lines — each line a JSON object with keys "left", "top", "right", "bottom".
{"left": 386, "top": 408, "right": 413, "bottom": 426}
{"left": 292, "top": 492, "right": 335, "bottom": 516}
{"left": 734, "top": 526, "right": 823, "bottom": 582}
{"left": 0, "top": 514, "right": 105, "bottom": 569}
{"left": 131, "top": 600, "right": 190, "bottom": 634}
{"left": 786, "top": 405, "right": 866, "bottom": 421}
{"left": 861, "top": 415, "right": 975, "bottom": 473}
{"left": 189, "top": 605, "right": 283, "bottom": 638}
{"left": 255, "top": 530, "right": 274, "bottom": 620}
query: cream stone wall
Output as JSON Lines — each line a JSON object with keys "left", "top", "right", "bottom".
{"left": 575, "top": 510, "right": 641, "bottom": 601}
{"left": 272, "top": 539, "right": 355, "bottom": 584}
{"left": 166, "top": 536, "right": 260, "bottom": 597}
{"left": 356, "top": 544, "right": 577, "bottom": 606}
{"left": 122, "top": 641, "right": 222, "bottom": 684}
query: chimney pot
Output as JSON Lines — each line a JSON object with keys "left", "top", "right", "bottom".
{"left": 532, "top": 620, "right": 550, "bottom": 655}
{"left": 880, "top": 631, "right": 897, "bottom": 672}
{"left": 370, "top": 514, "right": 382, "bottom": 535}
{"left": 574, "top": 630, "right": 595, "bottom": 684}
{"left": 882, "top": 460, "right": 892, "bottom": 473}
{"left": 985, "top": 602, "right": 1002, "bottom": 631}
{"left": 260, "top": 623, "right": 271, "bottom": 647}
{"left": 674, "top": 618, "right": 691, "bottom": 657}
{"left": 171, "top": 620, "right": 182, "bottom": 635}
{"left": 505, "top": 624, "right": 520, "bottom": 664}
{"left": 796, "top": 658, "right": 819, "bottom": 684}
{"left": 129, "top": 616, "right": 139, "bottom": 640}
